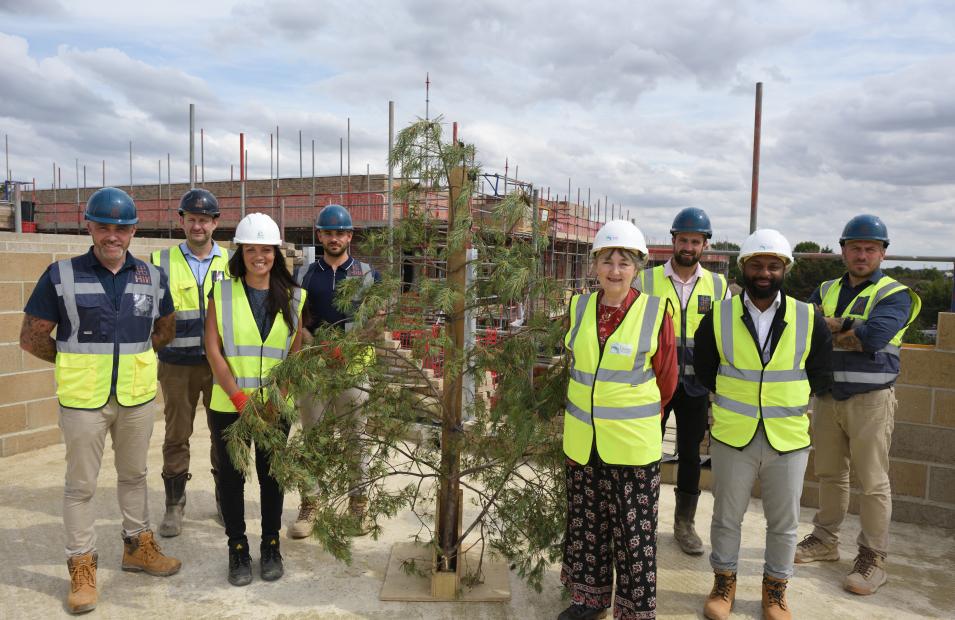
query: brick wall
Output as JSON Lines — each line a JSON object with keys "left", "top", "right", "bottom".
{"left": 0, "top": 231, "right": 301, "bottom": 457}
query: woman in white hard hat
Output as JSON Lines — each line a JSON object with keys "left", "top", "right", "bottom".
{"left": 205, "top": 212, "right": 307, "bottom": 587}
{"left": 559, "top": 220, "right": 678, "bottom": 620}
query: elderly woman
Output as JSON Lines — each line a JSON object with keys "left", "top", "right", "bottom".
{"left": 559, "top": 220, "right": 678, "bottom": 620}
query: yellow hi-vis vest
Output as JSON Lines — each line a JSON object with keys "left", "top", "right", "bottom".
{"left": 711, "top": 295, "right": 813, "bottom": 452}
{"left": 818, "top": 275, "right": 921, "bottom": 387}
{"left": 209, "top": 278, "right": 306, "bottom": 413}
{"left": 52, "top": 257, "right": 163, "bottom": 409}
{"left": 563, "top": 292, "right": 667, "bottom": 466}
{"left": 151, "top": 245, "right": 230, "bottom": 360}
{"left": 634, "top": 264, "right": 726, "bottom": 394}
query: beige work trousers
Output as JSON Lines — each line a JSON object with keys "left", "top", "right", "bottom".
{"left": 59, "top": 396, "right": 154, "bottom": 556}
{"left": 299, "top": 386, "right": 370, "bottom": 497}
{"left": 810, "top": 388, "right": 897, "bottom": 555}
{"left": 158, "top": 360, "right": 217, "bottom": 477}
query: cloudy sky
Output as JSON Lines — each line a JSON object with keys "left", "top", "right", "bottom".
{"left": 1, "top": 0, "right": 954, "bottom": 260}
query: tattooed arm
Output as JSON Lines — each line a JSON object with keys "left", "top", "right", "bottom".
{"left": 20, "top": 314, "right": 57, "bottom": 363}
{"left": 151, "top": 312, "right": 176, "bottom": 351}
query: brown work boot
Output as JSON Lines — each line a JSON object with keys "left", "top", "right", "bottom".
{"left": 66, "top": 552, "right": 97, "bottom": 614}
{"left": 844, "top": 547, "right": 887, "bottom": 595}
{"left": 761, "top": 574, "right": 791, "bottom": 620}
{"left": 794, "top": 533, "right": 839, "bottom": 563}
{"left": 703, "top": 570, "right": 736, "bottom": 620}
{"left": 287, "top": 495, "right": 318, "bottom": 539}
{"left": 121, "top": 530, "right": 182, "bottom": 576}
{"left": 348, "top": 495, "right": 372, "bottom": 536}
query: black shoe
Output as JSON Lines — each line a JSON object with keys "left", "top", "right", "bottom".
{"left": 557, "top": 604, "right": 608, "bottom": 620}
{"left": 228, "top": 540, "right": 252, "bottom": 587}
{"left": 260, "top": 535, "right": 284, "bottom": 582}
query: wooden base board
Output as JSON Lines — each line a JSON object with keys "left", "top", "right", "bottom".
{"left": 379, "top": 542, "right": 512, "bottom": 602}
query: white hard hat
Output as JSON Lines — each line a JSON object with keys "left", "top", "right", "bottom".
{"left": 233, "top": 212, "right": 282, "bottom": 245}
{"left": 738, "top": 228, "right": 794, "bottom": 270}
{"left": 592, "top": 220, "right": 649, "bottom": 257}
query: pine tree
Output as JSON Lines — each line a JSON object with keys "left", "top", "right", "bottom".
{"left": 225, "top": 117, "right": 572, "bottom": 591}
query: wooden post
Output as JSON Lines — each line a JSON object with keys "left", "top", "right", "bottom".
{"left": 435, "top": 141, "right": 468, "bottom": 595}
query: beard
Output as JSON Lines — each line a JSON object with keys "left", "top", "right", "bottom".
{"left": 742, "top": 272, "right": 782, "bottom": 300}
{"left": 673, "top": 251, "right": 701, "bottom": 267}
{"left": 323, "top": 244, "right": 348, "bottom": 258}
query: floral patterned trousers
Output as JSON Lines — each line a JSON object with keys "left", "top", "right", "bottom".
{"left": 560, "top": 458, "right": 661, "bottom": 620}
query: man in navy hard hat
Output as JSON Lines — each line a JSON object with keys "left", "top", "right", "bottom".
{"left": 795, "top": 214, "right": 921, "bottom": 596}
{"left": 288, "top": 204, "right": 380, "bottom": 539}
{"left": 150, "top": 189, "right": 230, "bottom": 537}
{"left": 634, "top": 207, "right": 728, "bottom": 556}
{"left": 19, "top": 187, "right": 181, "bottom": 614}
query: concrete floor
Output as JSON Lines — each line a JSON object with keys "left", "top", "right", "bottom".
{"left": 1, "top": 406, "right": 953, "bottom": 619}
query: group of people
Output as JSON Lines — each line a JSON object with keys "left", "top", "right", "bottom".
{"left": 558, "top": 209, "right": 920, "bottom": 620}
{"left": 19, "top": 188, "right": 376, "bottom": 613}
{"left": 18, "top": 186, "right": 920, "bottom": 619}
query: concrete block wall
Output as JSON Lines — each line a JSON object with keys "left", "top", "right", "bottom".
{"left": 800, "top": 311, "right": 955, "bottom": 529}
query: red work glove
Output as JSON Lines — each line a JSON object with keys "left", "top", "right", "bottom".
{"left": 230, "top": 391, "right": 250, "bottom": 413}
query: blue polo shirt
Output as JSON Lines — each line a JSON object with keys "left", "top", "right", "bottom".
{"left": 301, "top": 256, "right": 380, "bottom": 332}
{"left": 24, "top": 247, "right": 174, "bottom": 396}
{"left": 180, "top": 241, "right": 224, "bottom": 285}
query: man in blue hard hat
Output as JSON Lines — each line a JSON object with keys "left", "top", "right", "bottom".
{"left": 795, "top": 214, "right": 921, "bottom": 596}
{"left": 288, "top": 204, "right": 380, "bottom": 539}
{"left": 634, "top": 206, "right": 728, "bottom": 556}
{"left": 19, "top": 187, "right": 181, "bottom": 614}
{"left": 150, "top": 189, "right": 230, "bottom": 537}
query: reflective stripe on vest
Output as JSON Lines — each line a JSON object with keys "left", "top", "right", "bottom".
{"left": 635, "top": 264, "right": 726, "bottom": 389}
{"left": 820, "top": 275, "right": 922, "bottom": 389}
{"left": 151, "top": 246, "right": 229, "bottom": 358}
{"left": 563, "top": 291, "right": 666, "bottom": 466}
{"left": 711, "top": 295, "right": 813, "bottom": 452}
{"left": 53, "top": 256, "right": 162, "bottom": 409}
{"left": 209, "top": 279, "right": 305, "bottom": 412}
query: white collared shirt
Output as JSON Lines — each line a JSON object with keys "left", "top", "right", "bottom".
{"left": 743, "top": 291, "right": 782, "bottom": 363}
{"left": 664, "top": 259, "right": 703, "bottom": 309}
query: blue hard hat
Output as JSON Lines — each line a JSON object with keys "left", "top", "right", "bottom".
{"left": 85, "top": 187, "right": 138, "bottom": 225}
{"left": 670, "top": 207, "right": 712, "bottom": 238}
{"left": 316, "top": 204, "right": 353, "bottom": 230}
{"left": 179, "top": 188, "right": 220, "bottom": 216}
{"left": 840, "top": 214, "right": 889, "bottom": 247}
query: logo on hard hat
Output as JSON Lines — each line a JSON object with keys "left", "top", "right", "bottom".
{"left": 111, "top": 206, "right": 121, "bottom": 218}
{"left": 257, "top": 231, "right": 264, "bottom": 239}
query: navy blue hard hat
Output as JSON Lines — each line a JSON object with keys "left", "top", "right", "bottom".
{"left": 670, "top": 207, "right": 712, "bottom": 238}
{"left": 178, "top": 188, "right": 220, "bottom": 216}
{"left": 85, "top": 187, "right": 138, "bottom": 225}
{"left": 840, "top": 214, "right": 889, "bottom": 247}
{"left": 316, "top": 204, "right": 353, "bottom": 230}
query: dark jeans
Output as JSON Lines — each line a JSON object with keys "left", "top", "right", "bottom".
{"left": 208, "top": 409, "right": 290, "bottom": 545}
{"left": 661, "top": 385, "right": 709, "bottom": 495}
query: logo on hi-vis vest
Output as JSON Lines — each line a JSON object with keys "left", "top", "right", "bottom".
{"left": 133, "top": 263, "right": 152, "bottom": 284}
{"left": 850, "top": 296, "right": 869, "bottom": 316}
{"left": 697, "top": 295, "right": 712, "bottom": 314}
{"left": 210, "top": 270, "right": 225, "bottom": 283}
{"left": 608, "top": 342, "right": 633, "bottom": 356}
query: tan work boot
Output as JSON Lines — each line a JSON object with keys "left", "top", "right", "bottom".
{"left": 121, "top": 530, "right": 182, "bottom": 576}
{"left": 703, "top": 570, "right": 736, "bottom": 620}
{"left": 844, "top": 547, "right": 887, "bottom": 595}
{"left": 66, "top": 552, "right": 97, "bottom": 614}
{"left": 348, "top": 495, "right": 372, "bottom": 536}
{"left": 287, "top": 495, "right": 318, "bottom": 539}
{"left": 794, "top": 533, "right": 839, "bottom": 563}
{"left": 761, "top": 574, "right": 791, "bottom": 620}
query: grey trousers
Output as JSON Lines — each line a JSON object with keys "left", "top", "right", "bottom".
{"left": 59, "top": 396, "right": 154, "bottom": 556}
{"left": 299, "top": 386, "right": 370, "bottom": 497}
{"left": 709, "top": 425, "right": 809, "bottom": 580}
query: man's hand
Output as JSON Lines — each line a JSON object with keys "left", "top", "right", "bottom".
{"left": 834, "top": 329, "right": 864, "bottom": 351}
{"left": 19, "top": 314, "right": 57, "bottom": 363}
{"left": 152, "top": 312, "right": 176, "bottom": 351}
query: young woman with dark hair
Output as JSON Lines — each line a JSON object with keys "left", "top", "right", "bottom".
{"left": 205, "top": 213, "right": 306, "bottom": 586}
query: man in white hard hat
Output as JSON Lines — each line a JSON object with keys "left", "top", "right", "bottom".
{"left": 693, "top": 229, "right": 832, "bottom": 620}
